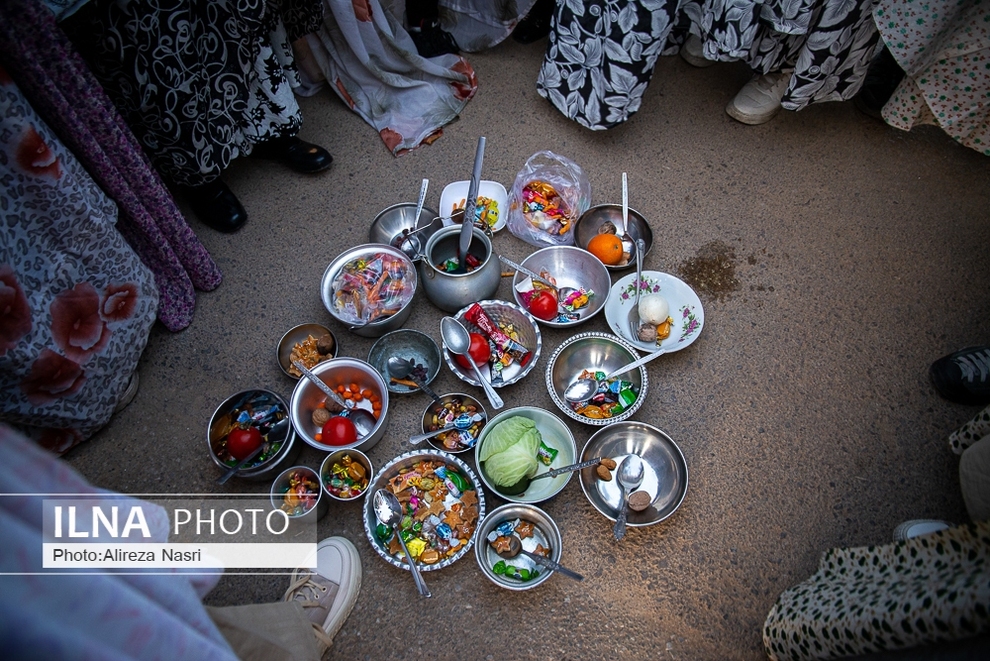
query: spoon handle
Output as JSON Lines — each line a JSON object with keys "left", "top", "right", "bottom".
{"left": 394, "top": 525, "right": 432, "bottom": 597}
{"left": 217, "top": 444, "right": 265, "bottom": 485}
{"left": 412, "top": 376, "right": 443, "bottom": 404}
{"left": 469, "top": 357, "right": 503, "bottom": 410}
{"left": 629, "top": 238, "right": 645, "bottom": 341}
{"left": 621, "top": 172, "right": 628, "bottom": 233}
{"left": 292, "top": 360, "right": 350, "bottom": 410}
{"left": 498, "top": 255, "right": 555, "bottom": 288}
{"left": 408, "top": 426, "right": 449, "bottom": 445}
{"left": 606, "top": 347, "right": 667, "bottom": 380}
{"left": 530, "top": 457, "right": 603, "bottom": 481}
{"left": 613, "top": 491, "right": 630, "bottom": 540}
{"left": 413, "top": 178, "right": 429, "bottom": 230}
{"left": 522, "top": 550, "right": 584, "bottom": 581}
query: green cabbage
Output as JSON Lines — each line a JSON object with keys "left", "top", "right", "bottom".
{"left": 480, "top": 416, "right": 542, "bottom": 487}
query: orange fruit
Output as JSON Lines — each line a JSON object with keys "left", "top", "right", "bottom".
{"left": 587, "top": 233, "right": 624, "bottom": 265}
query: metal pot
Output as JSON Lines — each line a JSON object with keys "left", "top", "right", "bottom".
{"left": 418, "top": 224, "right": 501, "bottom": 312}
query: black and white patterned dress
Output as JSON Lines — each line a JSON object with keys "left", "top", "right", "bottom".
{"left": 63, "top": 0, "right": 324, "bottom": 187}
{"left": 537, "top": 0, "right": 881, "bottom": 130}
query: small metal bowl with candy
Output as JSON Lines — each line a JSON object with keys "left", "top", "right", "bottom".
{"left": 270, "top": 465, "right": 328, "bottom": 521}
{"left": 475, "top": 502, "right": 564, "bottom": 591}
{"left": 510, "top": 245, "right": 611, "bottom": 329}
{"left": 419, "top": 393, "right": 487, "bottom": 454}
{"left": 207, "top": 389, "right": 301, "bottom": 482}
{"left": 545, "top": 332, "right": 649, "bottom": 426}
{"left": 362, "top": 450, "right": 486, "bottom": 573}
{"left": 441, "top": 300, "right": 543, "bottom": 389}
{"left": 277, "top": 323, "right": 338, "bottom": 379}
{"left": 320, "top": 449, "right": 373, "bottom": 502}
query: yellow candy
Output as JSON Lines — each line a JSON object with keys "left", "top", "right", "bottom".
{"left": 405, "top": 537, "right": 427, "bottom": 559}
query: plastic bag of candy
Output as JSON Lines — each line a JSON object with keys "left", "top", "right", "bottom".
{"left": 507, "top": 151, "right": 591, "bottom": 248}
{"left": 331, "top": 253, "right": 415, "bottom": 325}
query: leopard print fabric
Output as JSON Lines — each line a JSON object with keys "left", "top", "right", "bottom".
{"left": 763, "top": 521, "right": 990, "bottom": 660}
{"left": 949, "top": 405, "right": 990, "bottom": 455}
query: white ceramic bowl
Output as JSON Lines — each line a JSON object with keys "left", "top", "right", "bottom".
{"left": 439, "top": 180, "right": 508, "bottom": 232}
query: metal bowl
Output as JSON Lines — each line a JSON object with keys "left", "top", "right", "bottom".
{"left": 289, "top": 357, "right": 389, "bottom": 453}
{"left": 320, "top": 449, "right": 373, "bottom": 502}
{"left": 545, "top": 332, "right": 648, "bottom": 426}
{"left": 573, "top": 204, "right": 654, "bottom": 270}
{"left": 207, "top": 389, "right": 301, "bottom": 482}
{"left": 475, "top": 503, "right": 563, "bottom": 591}
{"left": 271, "top": 465, "right": 329, "bottom": 521}
{"left": 369, "top": 202, "right": 442, "bottom": 261}
{"left": 474, "top": 406, "right": 577, "bottom": 504}
{"left": 367, "top": 329, "right": 442, "bottom": 395}
{"left": 441, "top": 300, "right": 543, "bottom": 389}
{"left": 510, "top": 245, "right": 611, "bottom": 328}
{"left": 419, "top": 392, "right": 487, "bottom": 454}
{"left": 362, "top": 450, "right": 486, "bottom": 572}
{"left": 320, "top": 243, "right": 418, "bottom": 338}
{"left": 579, "top": 421, "right": 688, "bottom": 528}
{"left": 277, "top": 323, "right": 338, "bottom": 379}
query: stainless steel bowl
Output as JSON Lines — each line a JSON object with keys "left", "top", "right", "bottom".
{"left": 510, "top": 245, "right": 612, "bottom": 328}
{"left": 362, "top": 450, "right": 486, "bottom": 572}
{"left": 419, "top": 392, "right": 487, "bottom": 454}
{"left": 545, "top": 332, "right": 648, "bottom": 426}
{"left": 474, "top": 406, "right": 576, "bottom": 504}
{"left": 441, "top": 300, "right": 542, "bottom": 389}
{"left": 579, "top": 421, "right": 688, "bottom": 528}
{"left": 320, "top": 449, "right": 373, "bottom": 502}
{"left": 475, "top": 503, "right": 563, "bottom": 591}
{"left": 270, "top": 465, "right": 329, "bottom": 521}
{"left": 289, "top": 357, "right": 389, "bottom": 453}
{"left": 367, "top": 329, "right": 442, "bottom": 395}
{"left": 369, "top": 202, "right": 442, "bottom": 260}
{"left": 276, "top": 323, "right": 337, "bottom": 379}
{"left": 320, "top": 243, "right": 418, "bottom": 338}
{"left": 207, "top": 389, "right": 301, "bottom": 482}
{"left": 573, "top": 204, "right": 654, "bottom": 270}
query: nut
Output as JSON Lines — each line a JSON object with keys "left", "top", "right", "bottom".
{"left": 317, "top": 333, "right": 335, "bottom": 355}
{"left": 600, "top": 457, "right": 617, "bottom": 470}
{"left": 312, "top": 408, "right": 331, "bottom": 427}
{"left": 628, "top": 490, "right": 651, "bottom": 511}
{"left": 595, "top": 464, "right": 612, "bottom": 481}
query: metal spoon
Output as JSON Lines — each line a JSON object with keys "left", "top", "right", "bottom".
{"left": 216, "top": 418, "right": 290, "bottom": 485}
{"left": 373, "top": 489, "right": 431, "bottom": 597}
{"left": 291, "top": 360, "right": 377, "bottom": 439}
{"left": 413, "top": 178, "right": 429, "bottom": 230}
{"left": 493, "top": 535, "right": 584, "bottom": 582}
{"left": 498, "top": 255, "right": 579, "bottom": 310}
{"left": 628, "top": 237, "right": 646, "bottom": 342}
{"left": 386, "top": 356, "right": 442, "bottom": 403}
{"left": 408, "top": 412, "right": 484, "bottom": 444}
{"left": 562, "top": 345, "right": 668, "bottom": 403}
{"left": 613, "top": 455, "right": 645, "bottom": 541}
{"left": 456, "top": 137, "right": 486, "bottom": 274}
{"left": 619, "top": 172, "right": 635, "bottom": 264}
{"left": 440, "top": 316, "right": 503, "bottom": 410}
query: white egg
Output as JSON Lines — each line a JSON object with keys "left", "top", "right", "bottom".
{"left": 638, "top": 293, "right": 670, "bottom": 325}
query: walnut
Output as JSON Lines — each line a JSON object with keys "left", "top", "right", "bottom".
{"left": 317, "top": 333, "right": 335, "bottom": 355}
{"left": 628, "top": 490, "right": 651, "bottom": 512}
{"left": 636, "top": 323, "right": 658, "bottom": 343}
{"left": 312, "top": 408, "right": 331, "bottom": 427}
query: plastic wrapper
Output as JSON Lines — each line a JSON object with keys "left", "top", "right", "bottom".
{"left": 331, "top": 253, "right": 414, "bottom": 325}
{"left": 507, "top": 151, "right": 592, "bottom": 248}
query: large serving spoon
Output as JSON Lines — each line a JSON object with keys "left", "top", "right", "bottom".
{"left": 440, "top": 316, "right": 503, "bottom": 410}
{"left": 618, "top": 173, "right": 636, "bottom": 264}
{"left": 561, "top": 346, "right": 668, "bottom": 403}
{"left": 613, "top": 455, "right": 645, "bottom": 541}
{"left": 291, "top": 360, "right": 377, "bottom": 439}
{"left": 628, "top": 237, "right": 646, "bottom": 342}
{"left": 456, "top": 137, "right": 486, "bottom": 274}
{"left": 496, "top": 457, "right": 606, "bottom": 496}
{"left": 217, "top": 418, "right": 290, "bottom": 485}
{"left": 374, "top": 489, "right": 431, "bottom": 598}
{"left": 493, "top": 535, "right": 584, "bottom": 582}
{"left": 408, "top": 412, "right": 484, "bottom": 445}
{"left": 386, "top": 356, "right": 442, "bottom": 403}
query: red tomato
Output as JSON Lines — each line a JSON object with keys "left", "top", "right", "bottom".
{"left": 227, "top": 426, "right": 262, "bottom": 460}
{"left": 321, "top": 416, "right": 358, "bottom": 446}
{"left": 528, "top": 290, "right": 558, "bottom": 321}
{"left": 454, "top": 332, "right": 492, "bottom": 370}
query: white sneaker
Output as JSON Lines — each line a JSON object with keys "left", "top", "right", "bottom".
{"left": 113, "top": 372, "right": 139, "bottom": 413}
{"left": 726, "top": 71, "right": 790, "bottom": 125}
{"left": 283, "top": 536, "right": 362, "bottom": 652}
{"left": 680, "top": 35, "right": 714, "bottom": 68}
{"left": 892, "top": 519, "right": 952, "bottom": 541}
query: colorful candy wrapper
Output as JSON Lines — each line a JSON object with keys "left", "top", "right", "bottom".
{"left": 465, "top": 303, "right": 532, "bottom": 367}
{"left": 537, "top": 441, "right": 558, "bottom": 466}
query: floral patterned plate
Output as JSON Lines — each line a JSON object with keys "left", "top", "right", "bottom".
{"left": 603, "top": 271, "right": 704, "bottom": 353}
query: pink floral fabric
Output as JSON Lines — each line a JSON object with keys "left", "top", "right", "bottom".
{"left": 876, "top": 0, "right": 990, "bottom": 155}
{"left": 0, "top": 68, "right": 158, "bottom": 453}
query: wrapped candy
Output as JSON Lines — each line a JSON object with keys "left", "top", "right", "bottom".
{"left": 464, "top": 303, "right": 532, "bottom": 367}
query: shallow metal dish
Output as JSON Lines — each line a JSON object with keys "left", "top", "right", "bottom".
{"left": 276, "top": 323, "right": 337, "bottom": 379}
{"left": 573, "top": 204, "right": 654, "bottom": 271}
{"left": 362, "top": 450, "right": 486, "bottom": 572}
{"left": 369, "top": 202, "right": 442, "bottom": 260}
{"left": 475, "top": 503, "right": 563, "bottom": 591}
{"left": 419, "top": 392, "right": 487, "bottom": 454}
{"left": 545, "top": 332, "right": 648, "bottom": 426}
{"left": 510, "top": 245, "right": 611, "bottom": 328}
{"left": 367, "top": 329, "right": 442, "bottom": 394}
{"left": 579, "top": 421, "right": 688, "bottom": 528}
{"left": 207, "top": 389, "right": 300, "bottom": 482}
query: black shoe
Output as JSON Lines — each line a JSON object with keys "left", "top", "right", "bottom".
{"left": 252, "top": 135, "right": 333, "bottom": 174}
{"left": 512, "top": 0, "right": 554, "bottom": 44}
{"left": 854, "top": 46, "right": 905, "bottom": 119}
{"left": 409, "top": 23, "right": 459, "bottom": 58}
{"left": 930, "top": 346, "right": 990, "bottom": 405}
{"left": 180, "top": 179, "right": 247, "bottom": 233}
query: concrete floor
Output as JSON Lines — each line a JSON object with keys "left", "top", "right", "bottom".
{"left": 66, "top": 39, "right": 990, "bottom": 660}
